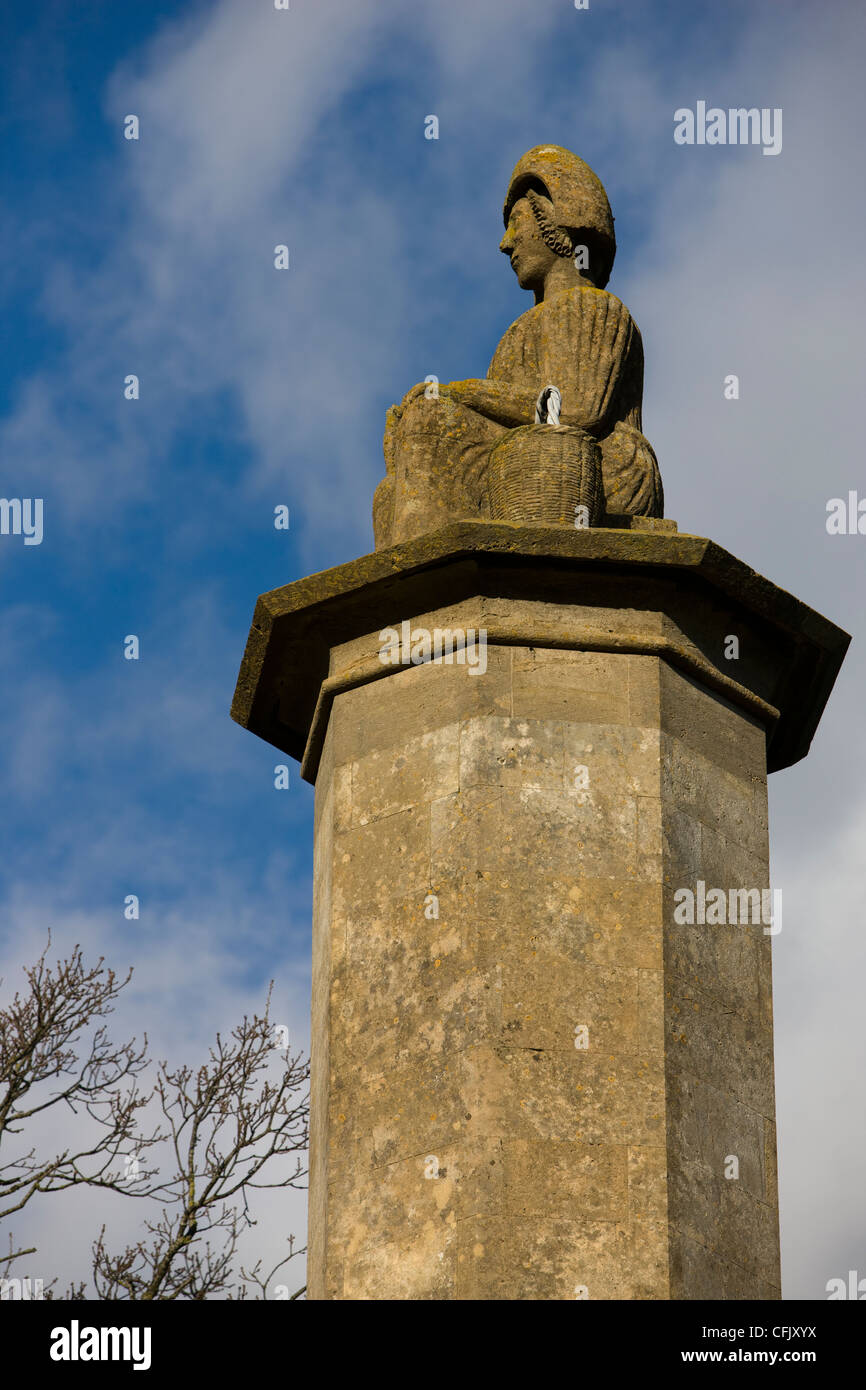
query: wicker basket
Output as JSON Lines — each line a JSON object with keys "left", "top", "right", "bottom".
{"left": 488, "top": 422, "right": 603, "bottom": 527}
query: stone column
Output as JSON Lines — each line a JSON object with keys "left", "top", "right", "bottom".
{"left": 232, "top": 522, "right": 848, "bottom": 1301}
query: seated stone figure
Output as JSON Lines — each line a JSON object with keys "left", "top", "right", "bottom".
{"left": 372, "top": 144, "right": 663, "bottom": 549}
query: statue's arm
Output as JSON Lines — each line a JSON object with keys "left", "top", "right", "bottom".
{"left": 448, "top": 375, "right": 608, "bottom": 433}
{"left": 397, "top": 378, "right": 536, "bottom": 428}
{"left": 449, "top": 378, "right": 537, "bottom": 425}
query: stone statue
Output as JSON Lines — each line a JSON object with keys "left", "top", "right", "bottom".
{"left": 372, "top": 144, "right": 663, "bottom": 548}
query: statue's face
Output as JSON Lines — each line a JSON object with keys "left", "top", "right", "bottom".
{"left": 499, "top": 195, "right": 558, "bottom": 291}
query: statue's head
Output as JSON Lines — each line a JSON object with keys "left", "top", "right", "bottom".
{"left": 500, "top": 145, "right": 616, "bottom": 293}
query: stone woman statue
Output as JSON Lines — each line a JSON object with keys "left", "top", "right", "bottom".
{"left": 372, "top": 144, "right": 663, "bottom": 549}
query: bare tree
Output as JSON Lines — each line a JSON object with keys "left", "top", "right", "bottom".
{"left": 0, "top": 935, "right": 157, "bottom": 1279}
{"left": 90, "top": 994, "right": 308, "bottom": 1300}
{"left": 0, "top": 939, "right": 309, "bottom": 1299}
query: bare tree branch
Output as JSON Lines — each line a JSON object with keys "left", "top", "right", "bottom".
{"left": 1, "top": 943, "right": 309, "bottom": 1299}
{"left": 92, "top": 987, "right": 309, "bottom": 1300}
{"left": 0, "top": 936, "right": 162, "bottom": 1275}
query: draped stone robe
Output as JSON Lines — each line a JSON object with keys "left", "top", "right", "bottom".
{"left": 373, "top": 285, "right": 663, "bottom": 549}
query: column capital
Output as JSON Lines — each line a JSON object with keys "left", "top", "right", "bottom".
{"left": 232, "top": 522, "right": 849, "bottom": 782}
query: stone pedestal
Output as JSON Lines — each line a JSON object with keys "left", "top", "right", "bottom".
{"left": 232, "top": 522, "right": 848, "bottom": 1300}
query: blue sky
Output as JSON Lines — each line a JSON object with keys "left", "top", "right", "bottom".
{"left": 2, "top": 0, "right": 865, "bottom": 1298}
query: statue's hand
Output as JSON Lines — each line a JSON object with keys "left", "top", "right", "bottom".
{"left": 403, "top": 381, "right": 432, "bottom": 406}
{"left": 400, "top": 379, "right": 476, "bottom": 409}
{"left": 389, "top": 381, "right": 435, "bottom": 422}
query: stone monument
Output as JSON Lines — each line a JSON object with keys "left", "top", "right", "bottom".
{"left": 373, "top": 145, "right": 662, "bottom": 546}
{"left": 232, "top": 145, "right": 849, "bottom": 1299}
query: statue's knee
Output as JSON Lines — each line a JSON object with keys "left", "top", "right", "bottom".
{"left": 372, "top": 475, "right": 395, "bottom": 548}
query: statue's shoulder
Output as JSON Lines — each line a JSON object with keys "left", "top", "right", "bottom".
{"left": 489, "top": 288, "right": 638, "bottom": 380}
{"left": 554, "top": 285, "right": 631, "bottom": 318}
{"left": 504, "top": 286, "right": 635, "bottom": 331}
{"left": 555, "top": 287, "right": 642, "bottom": 352}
